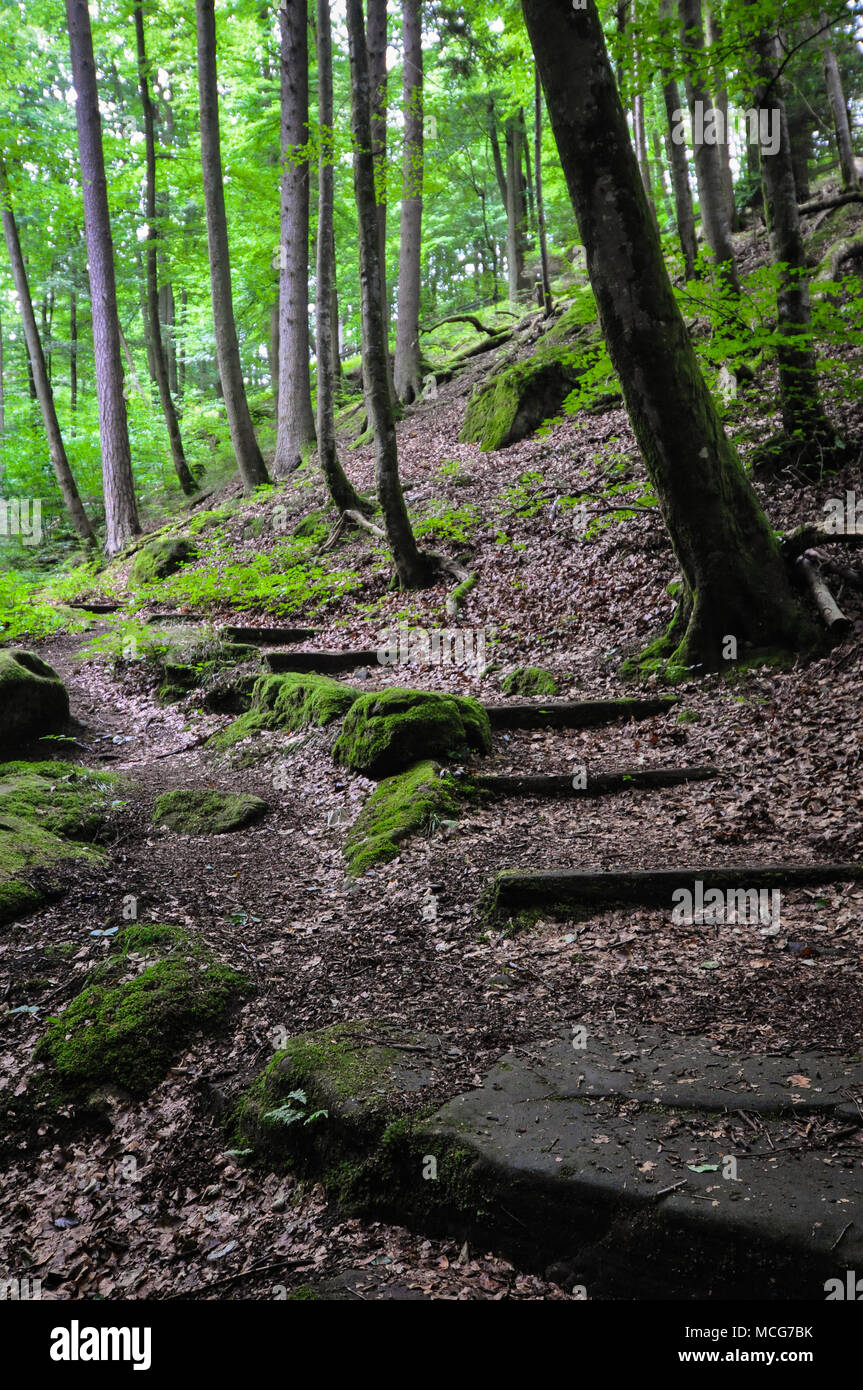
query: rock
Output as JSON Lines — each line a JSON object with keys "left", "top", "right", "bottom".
{"left": 31, "top": 924, "right": 251, "bottom": 1102}
{"left": 0, "top": 760, "right": 124, "bottom": 923}
{"left": 333, "top": 687, "right": 491, "bottom": 778}
{"left": 152, "top": 789, "right": 269, "bottom": 834}
{"left": 211, "top": 672, "right": 358, "bottom": 748}
{"left": 0, "top": 650, "right": 69, "bottom": 744}
{"left": 500, "top": 666, "right": 558, "bottom": 697}
{"left": 345, "top": 760, "right": 469, "bottom": 876}
{"left": 129, "top": 536, "right": 198, "bottom": 586}
{"left": 459, "top": 343, "right": 587, "bottom": 451}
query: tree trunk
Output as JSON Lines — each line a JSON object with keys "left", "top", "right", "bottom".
{"left": 678, "top": 0, "right": 739, "bottom": 291}
{"left": 534, "top": 64, "right": 553, "bottom": 317}
{"left": 366, "top": 0, "right": 389, "bottom": 319}
{"left": 315, "top": 0, "right": 369, "bottom": 513}
{"left": 66, "top": 0, "right": 140, "bottom": 553}
{"left": 195, "top": 0, "right": 269, "bottom": 492}
{"left": 522, "top": 0, "right": 815, "bottom": 671}
{"left": 785, "top": 89, "right": 813, "bottom": 204}
{"left": 69, "top": 287, "right": 78, "bottom": 416}
{"left": 749, "top": 10, "right": 836, "bottom": 457}
{"left": 394, "top": 0, "right": 423, "bottom": 403}
{"left": 177, "top": 288, "right": 186, "bottom": 398}
{"left": 273, "top": 0, "right": 316, "bottom": 476}
{"left": 268, "top": 300, "right": 279, "bottom": 397}
{"left": 659, "top": 0, "right": 698, "bottom": 278}
{"left": 704, "top": 2, "right": 737, "bottom": 230}
{"left": 505, "top": 113, "right": 528, "bottom": 301}
{"left": 134, "top": 1, "right": 195, "bottom": 496}
{"left": 0, "top": 308, "right": 4, "bottom": 435}
{"left": 0, "top": 161, "right": 95, "bottom": 545}
{"left": 821, "top": 12, "right": 858, "bottom": 190}
{"left": 345, "top": 0, "right": 427, "bottom": 587}
{"left": 159, "top": 282, "right": 178, "bottom": 395}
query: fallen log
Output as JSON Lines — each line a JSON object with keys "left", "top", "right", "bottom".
{"left": 798, "top": 557, "right": 852, "bottom": 635}
{"left": 482, "top": 696, "right": 677, "bottom": 730}
{"left": 781, "top": 523, "right": 863, "bottom": 561}
{"left": 485, "top": 862, "right": 863, "bottom": 920}
{"left": 420, "top": 313, "right": 499, "bottom": 337}
{"left": 474, "top": 766, "right": 718, "bottom": 798}
{"left": 797, "top": 191, "right": 863, "bottom": 216}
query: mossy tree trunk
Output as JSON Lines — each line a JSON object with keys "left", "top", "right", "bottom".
{"left": 521, "top": 0, "right": 816, "bottom": 672}
{"left": 345, "top": 0, "right": 429, "bottom": 587}
{"left": 660, "top": 0, "right": 698, "bottom": 279}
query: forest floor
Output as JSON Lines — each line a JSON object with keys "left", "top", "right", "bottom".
{"left": 2, "top": 211, "right": 863, "bottom": 1300}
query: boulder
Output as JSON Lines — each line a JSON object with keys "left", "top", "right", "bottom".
{"left": 152, "top": 789, "right": 269, "bottom": 834}
{"left": 0, "top": 650, "right": 69, "bottom": 744}
{"left": 129, "top": 536, "right": 198, "bottom": 586}
{"left": 459, "top": 345, "right": 585, "bottom": 451}
{"left": 333, "top": 687, "right": 491, "bottom": 778}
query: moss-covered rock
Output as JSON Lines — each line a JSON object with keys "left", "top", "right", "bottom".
{"left": 0, "top": 650, "right": 69, "bottom": 744}
{"left": 153, "top": 788, "right": 269, "bottom": 834}
{"left": 32, "top": 924, "right": 251, "bottom": 1100}
{"left": 129, "top": 536, "right": 198, "bottom": 587}
{"left": 156, "top": 640, "right": 260, "bottom": 704}
{"left": 500, "top": 666, "right": 558, "bottom": 697}
{"left": 211, "top": 672, "right": 358, "bottom": 748}
{"left": 0, "top": 762, "right": 124, "bottom": 923}
{"left": 459, "top": 345, "right": 585, "bottom": 451}
{"left": 231, "top": 1020, "right": 440, "bottom": 1177}
{"left": 333, "top": 688, "right": 491, "bottom": 779}
{"left": 345, "top": 760, "right": 469, "bottom": 876}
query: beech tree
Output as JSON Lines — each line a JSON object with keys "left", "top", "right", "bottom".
{"left": 345, "top": 0, "right": 429, "bottom": 586}
{"left": 521, "top": 0, "right": 816, "bottom": 671}
{"left": 394, "top": 0, "right": 424, "bottom": 403}
{"left": 66, "top": 0, "right": 140, "bottom": 554}
{"left": 820, "top": 10, "right": 858, "bottom": 191}
{"left": 0, "top": 162, "right": 94, "bottom": 545}
{"left": 195, "top": 0, "right": 269, "bottom": 492}
{"left": 273, "top": 0, "right": 316, "bottom": 477}
{"left": 133, "top": 1, "right": 195, "bottom": 497}
{"left": 660, "top": 0, "right": 698, "bottom": 278}
{"left": 747, "top": 5, "right": 838, "bottom": 467}
{"left": 678, "top": 0, "right": 739, "bottom": 292}
{"left": 315, "top": 0, "right": 370, "bottom": 514}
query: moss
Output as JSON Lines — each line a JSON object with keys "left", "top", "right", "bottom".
{"left": 129, "top": 536, "right": 198, "bottom": 587}
{"left": 152, "top": 788, "right": 269, "bottom": 834}
{"left": 333, "top": 687, "right": 491, "bottom": 779}
{"left": 212, "top": 672, "right": 358, "bottom": 748}
{"left": 33, "top": 924, "right": 251, "bottom": 1101}
{"left": 231, "top": 1021, "right": 412, "bottom": 1173}
{"left": 459, "top": 344, "right": 585, "bottom": 451}
{"left": 0, "top": 762, "right": 124, "bottom": 924}
{"left": 0, "top": 650, "right": 69, "bottom": 744}
{"left": 345, "top": 760, "right": 470, "bottom": 876}
{"left": 500, "top": 666, "right": 558, "bottom": 697}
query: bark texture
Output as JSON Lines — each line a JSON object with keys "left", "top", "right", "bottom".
{"left": 821, "top": 12, "right": 857, "bottom": 190}
{"left": 678, "top": 0, "right": 739, "bottom": 291}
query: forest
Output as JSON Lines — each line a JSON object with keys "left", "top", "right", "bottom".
{"left": 1, "top": 0, "right": 863, "bottom": 1339}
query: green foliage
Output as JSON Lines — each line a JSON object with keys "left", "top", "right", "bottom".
{"left": 501, "top": 666, "right": 557, "bottom": 696}
{"left": 412, "top": 502, "right": 481, "bottom": 546}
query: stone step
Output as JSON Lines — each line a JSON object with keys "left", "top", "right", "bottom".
{"left": 265, "top": 649, "right": 380, "bottom": 674}
{"left": 474, "top": 765, "right": 718, "bottom": 797}
{"left": 220, "top": 625, "right": 318, "bottom": 645}
{"left": 66, "top": 601, "right": 121, "bottom": 614}
{"left": 482, "top": 696, "right": 677, "bottom": 729}
{"left": 485, "top": 862, "right": 863, "bottom": 920}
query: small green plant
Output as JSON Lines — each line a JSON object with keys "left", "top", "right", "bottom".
{"left": 263, "top": 1089, "right": 328, "bottom": 1127}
